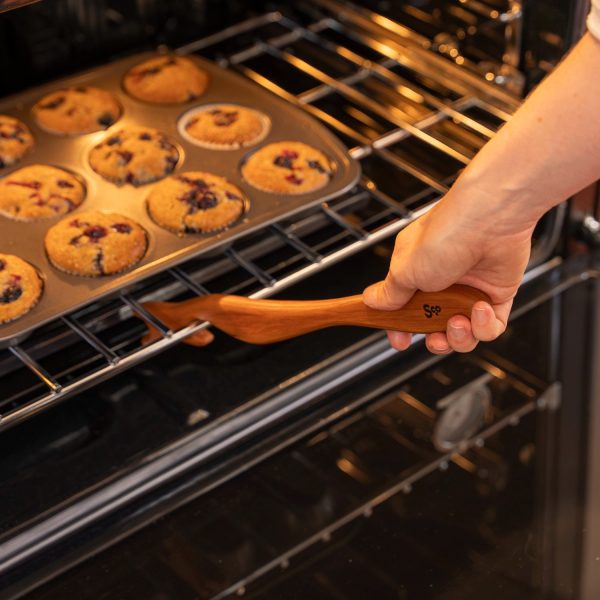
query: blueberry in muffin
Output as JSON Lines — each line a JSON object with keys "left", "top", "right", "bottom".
{"left": 147, "top": 171, "right": 246, "bottom": 234}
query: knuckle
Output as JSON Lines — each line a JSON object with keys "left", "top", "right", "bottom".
{"left": 386, "top": 266, "right": 406, "bottom": 290}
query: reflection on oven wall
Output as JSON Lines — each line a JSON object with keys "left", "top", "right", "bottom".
{"left": 522, "top": 0, "right": 591, "bottom": 87}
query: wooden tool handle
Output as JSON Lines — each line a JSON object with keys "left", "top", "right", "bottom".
{"left": 141, "top": 284, "right": 491, "bottom": 346}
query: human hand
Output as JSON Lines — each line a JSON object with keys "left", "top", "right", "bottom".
{"left": 363, "top": 194, "right": 534, "bottom": 354}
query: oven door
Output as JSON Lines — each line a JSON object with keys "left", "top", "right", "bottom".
{"left": 1, "top": 252, "right": 598, "bottom": 600}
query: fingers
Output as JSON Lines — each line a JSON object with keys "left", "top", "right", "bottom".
{"left": 430, "top": 302, "right": 507, "bottom": 354}
{"left": 424, "top": 301, "right": 507, "bottom": 354}
{"left": 363, "top": 273, "right": 415, "bottom": 311}
{"left": 387, "top": 330, "right": 412, "bottom": 351}
{"left": 381, "top": 300, "right": 509, "bottom": 354}
{"left": 426, "top": 332, "right": 452, "bottom": 355}
{"left": 446, "top": 314, "right": 478, "bottom": 353}
{"left": 471, "top": 300, "right": 507, "bottom": 341}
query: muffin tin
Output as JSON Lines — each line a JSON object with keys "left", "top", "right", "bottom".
{"left": 0, "top": 51, "right": 360, "bottom": 346}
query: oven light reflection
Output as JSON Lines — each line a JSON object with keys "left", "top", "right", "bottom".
{"left": 336, "top": 454, "right": 371, "bottom": 484}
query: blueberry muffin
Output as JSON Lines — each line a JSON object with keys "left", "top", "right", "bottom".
{"left": 181, "top": 105, "right": 269, "bottom": 149}
{"left": 0, "top": 254, "right": 43, "bottom": 323}
{"left": 33, "top": 86, "right": 121, "bottom": 135}
{"left": 0, "top": 165, "right": 85, "bottom": 221}
{"left": 89, "top": 127, "right": 179, "bottom": 186}
{"left": 242, "top": 141, "right": 332, "bottom": 194}
{"left": 45, "top": 211, "right": 147, "bottom": 276}
{"left": 123, "top": 55, "right": 209, "bottom": 104}
{"left": 147, "top": 171, "right": 245, "bottom": 234}
{"left": 0, "top": 115, "right": 34, "bottom": 169}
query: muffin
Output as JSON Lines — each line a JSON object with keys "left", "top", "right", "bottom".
{"left": 180, "top": 104, "right": 269, "bottom": 149}
{"left": 0, "top": 115, "right": 34, "bottom": 169}
{"left": 242, "top": 141, "right": 332, "bottom": 194}
{"left": 33, "top": 86, "right": 121, "bottom": 135}
{"left": 0, "top": 254, "right": 43, "bottom": 323}
{"left": 0, "top": 164, "right": 85, "bottom": 221}
{"left": 147, "top": 171, "right": 245, "bottom": 234}
{"left": 123, "top": 55, "right": 209, "bottom": 104}
{"left": 45, "top": 211, "right": 147, "bottom": 276}
{"left": 89, "top": 127, "right": 179, "bottom": 186}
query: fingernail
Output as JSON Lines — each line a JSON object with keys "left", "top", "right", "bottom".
{"left": 473, "top": 306, "right": 488, "bottom": 326}
{"left": 449, "top": 323, "right": 467, "bottom": 340}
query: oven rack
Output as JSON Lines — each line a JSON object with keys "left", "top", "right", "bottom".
{"left": 311, "top": 0, "right": 525, "bottom": 94}
{"left": 0, "top": 7, "right": 521, "bottom": 431}
{"left": 1, "top": 328, "right": 558, "bottom": 596}
{"left": 212, "top": 376, "right": 556, "bottom": 600}
{"left": 0, "top": 305, "right": 560, "bottom": 587}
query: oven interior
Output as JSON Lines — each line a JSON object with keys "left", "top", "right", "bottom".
{"left": 0, "top": 1, "right": 597, "bottom": 599}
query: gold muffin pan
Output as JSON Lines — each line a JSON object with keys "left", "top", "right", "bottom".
{"left": 0, "top": 50, "right": 361, "bottom": 346}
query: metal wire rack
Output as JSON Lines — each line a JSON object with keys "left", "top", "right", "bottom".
{"left": 213, "top": 374, "right": 555, "bottom": 600}
{"left": 0, "top": 6, "right": 519, "bottom": 432}
{"left": 311, "top": 0, "right": 525, "bottom": 94}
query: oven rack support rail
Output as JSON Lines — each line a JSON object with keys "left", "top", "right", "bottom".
{"left": 0, "top": 6, "right": 523, "bottom": 431}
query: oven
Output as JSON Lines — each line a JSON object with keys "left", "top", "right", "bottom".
{"left": 0, "top": 1, "right": 599, "bottom": 599}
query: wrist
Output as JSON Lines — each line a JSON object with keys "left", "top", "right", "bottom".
{"left": 441, "top": 168, "right": 543, "bottom": 238}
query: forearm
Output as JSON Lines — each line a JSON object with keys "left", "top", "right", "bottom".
{"left": 446, "top": 33, "right": 600, "bottom": 234}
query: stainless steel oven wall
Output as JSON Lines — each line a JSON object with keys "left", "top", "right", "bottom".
{"left": 580, "top": 264, "right": 600, "bottom": 599}
{"left": 521, "top": 0, "right": 591, "bottom": 89}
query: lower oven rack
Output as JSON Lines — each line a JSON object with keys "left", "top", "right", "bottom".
{"left": 0, "top": 5, "right": 527, "bottom": 431}
{"left": 0, "top": 290, "right": 564, "bottom": 595}
{"left": 209, "top": 384, "right": 558, "bottom": 600}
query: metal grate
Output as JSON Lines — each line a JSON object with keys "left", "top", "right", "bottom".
{"left": 0, "top": 6, "right": 519, "bottom": 432}
{"left": 310, "top": 0, "right": 525, "bottom": 94}
{"left": 212, "top": 360, "right": 552, "bottom": 600}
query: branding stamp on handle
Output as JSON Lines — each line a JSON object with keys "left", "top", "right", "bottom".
{"left": 423, "top": 304, "right": 442, "bottom": 319}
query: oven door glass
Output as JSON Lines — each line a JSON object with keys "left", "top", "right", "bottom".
{"left": 8, "top": 257, "right": 596, "bottom": 600}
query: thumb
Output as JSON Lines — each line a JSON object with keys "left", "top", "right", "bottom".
{"left": 363, "top": 273, "right": 416, "bottom": 311}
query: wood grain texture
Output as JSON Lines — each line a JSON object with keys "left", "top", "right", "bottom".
{"left": 140, "top": 284, "right": 490, "bottom": 347}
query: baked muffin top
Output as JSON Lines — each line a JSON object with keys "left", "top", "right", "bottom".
{"left": 181, "top": 104, "right": 268, "bottom": 149}
{"left": 147, "top": 171, "right": 246, "bottom": 234}
{"left": 45, "top": 211, "right": 147, "bottom": 276}
{"left": 242, "top": 141, "right": 332, "bottom": 195}
{"left": 89, "top": 127, "right": 179, "bottom": 186}
{"left": 0, "top": 115, "right": 34, "bottom": 169}
{"left": 0, "top": 254, "right": 43, "bottom": 324}
{"left": 124, "top": 55, "right": 209, "bottom": 104}
{"left": 33, "top": 86, "right": 121, "bottom": 135}
{"left": 0, "top": 164, "right": 85, "bottom": 221}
